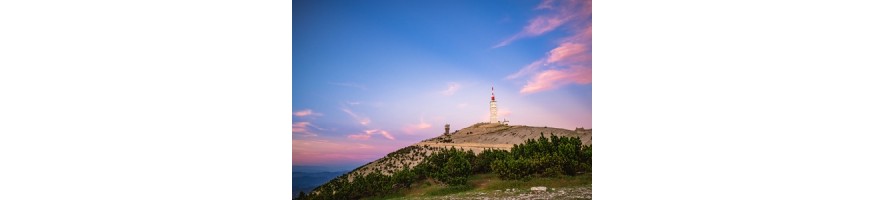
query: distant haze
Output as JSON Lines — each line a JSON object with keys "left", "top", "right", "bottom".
{"left": 292, "top": 164, "right": 360, "bottom": 173}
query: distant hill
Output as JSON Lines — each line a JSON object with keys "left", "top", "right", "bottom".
{"left": 293, "top": 164, "right": 360, "bottom": 173}
{"left": 292, "top": 171, "right": 348, "bottom": 195}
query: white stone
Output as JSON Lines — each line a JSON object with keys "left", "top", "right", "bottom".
{"left": 531, "top": 186, "right": 547, "bottom": 192}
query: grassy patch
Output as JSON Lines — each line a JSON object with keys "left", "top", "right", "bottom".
{"left": 398, "top": 179, "right": 439, "bottom": 197}
{"left": 393, "top": 179, "right": 470, "bottom": 197}
{"left": 477, "top": 173, "right": 591, "bottom": 191}
{"left": 364, "top": 192, "right": 406, "bottom": 200}
{"left": 425, "top": 185, "right": 473, "bottom": 196}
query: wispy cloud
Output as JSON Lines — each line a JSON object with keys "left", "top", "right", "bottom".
{"left": 292, "top": 122, "right": 319, "bottom": 137}
{"left": 347, "top": 129, "right": 395, "bottom": 140}
{"left": 328, "top": 82, "right": 368, "bottom": 90}
{"left": 346, "top": 134, "right": 370, "bottom": 140}
{"left": 439, "top": 82, "right": 462, "bottom": 96}
{"left": 504, "top": 0, "right": 592, "bottom": 94}
{"left": 402, "top": 116, "right": 432, "bottom": 134}
{"left": 515, "top": 42, "right": 592, "bottom": 94}
{"left": 519, "top": 65, "right": 591, "bottom": 94}
{"left": 341, "top": 108, "right": 371, "bottom": 126}
{"left": 493, "top": 0, "right": 591, "bottom": 48}
{"left": 493, "top": 15, "right": 566, "bottom": 48}
{"left": 506, "top": 60, "right": 545, "bottom": 80}
{"left": 535, "top": 0, "right": 555, "bottom": 10}
{"left": 524, "top": 15, "right": 567, "bottom": 36}
{"left": 547, "top": 42, "right": 590, "bottom": 63}
{"left": 293, "top": 109, "right": 323, "bottom": 117}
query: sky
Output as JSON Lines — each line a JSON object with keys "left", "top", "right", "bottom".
{"left": 293, "top": 0, "right": 591, "bottom": 167}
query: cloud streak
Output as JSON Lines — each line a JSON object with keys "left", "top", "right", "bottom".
{"left": 493, "top": 0, "right": 591, "bottom": 48}
{"left": 341, "top": 108, "right": 371, "bottom": 126}
{"left": 402, "top": 116, "right": 432, "bottom": 134}
{"left": 439, "top": 82, "right": 462, "bottom": 96}
{"left": 294, "top": 109, "right": 323, "bottom": 117}
{"left": 292, "top": 122, "right": 318, "bottom": 137}
{"left": 347, "top": 129, "right": 395, "bottom": 140}
{"left": 506, "top": 60, "right": 545, "bottom": 80}
{"left": 519, "top": 65, "right": 591, "bottom": 94}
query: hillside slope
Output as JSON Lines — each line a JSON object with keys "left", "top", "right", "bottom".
{"left": 345, "top": 123, "right": 590, "bottom": 178}
{"left": 306, "top": 123, "right": 591, "bottom": 199}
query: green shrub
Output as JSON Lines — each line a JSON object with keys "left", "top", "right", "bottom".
{"left": 491, "top": 134, "right": 591, "bottom": 180}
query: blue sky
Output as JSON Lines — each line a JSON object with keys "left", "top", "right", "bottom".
{"left": 293, "top": 0, "right": 591, "bottom": 166}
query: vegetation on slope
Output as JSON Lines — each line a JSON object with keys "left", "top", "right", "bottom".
{"left": 296, "top": 134, "right": 591, "bottom": 200}
{"left": 492, "top": 134, "right": 592, "bottom": 180}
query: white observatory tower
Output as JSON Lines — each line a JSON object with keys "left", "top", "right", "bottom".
{"left": 490, "top": 86, "right": 498, "bottom": 123}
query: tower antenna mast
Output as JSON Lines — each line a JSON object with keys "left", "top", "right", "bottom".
{"left": 490, "top": 85, "right": 498, "bottom": 123}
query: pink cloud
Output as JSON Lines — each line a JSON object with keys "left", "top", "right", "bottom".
{"left": 347, "top": 134, "right": 371, "bottom": 140}
{"left": 347, "top": 129, "right": 395, "bottom": 140}
{"left": 525, "top": 16, "right": 566, "bottom": 36}
{"left": 402, "top": 117, "right": 432, "bottom": 134}
{"left": 506, "top": 45, "right": 587, "bottom": 80}
{"left": 520, "top": 65, "right": 591, "bottom": 94}
{"left": 510, "top": 41, "right": 592, "bottom": 94}
{"left": 293, "top": 109, "right": 322, "bottom": 117}
{"left": 292, "top": 122, "right": 318, "bottom": 137}
{"left": 493, "top": 0, "right": 592, "bottom": 48}
{"left": 569, "top": 25, "right": 592, "bottom": 43}
{"left": 547, "top": 42, "right": 590, "bottom": 64}
{"left": 493, "top": 16, "right": 566, "bottom": 48}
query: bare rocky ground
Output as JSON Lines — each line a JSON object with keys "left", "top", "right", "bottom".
{"left": 390, "top": 186, "right": 592, "bottom": 200}
{"left": 432, "top": 123, "right": 591, "bottom": 145}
